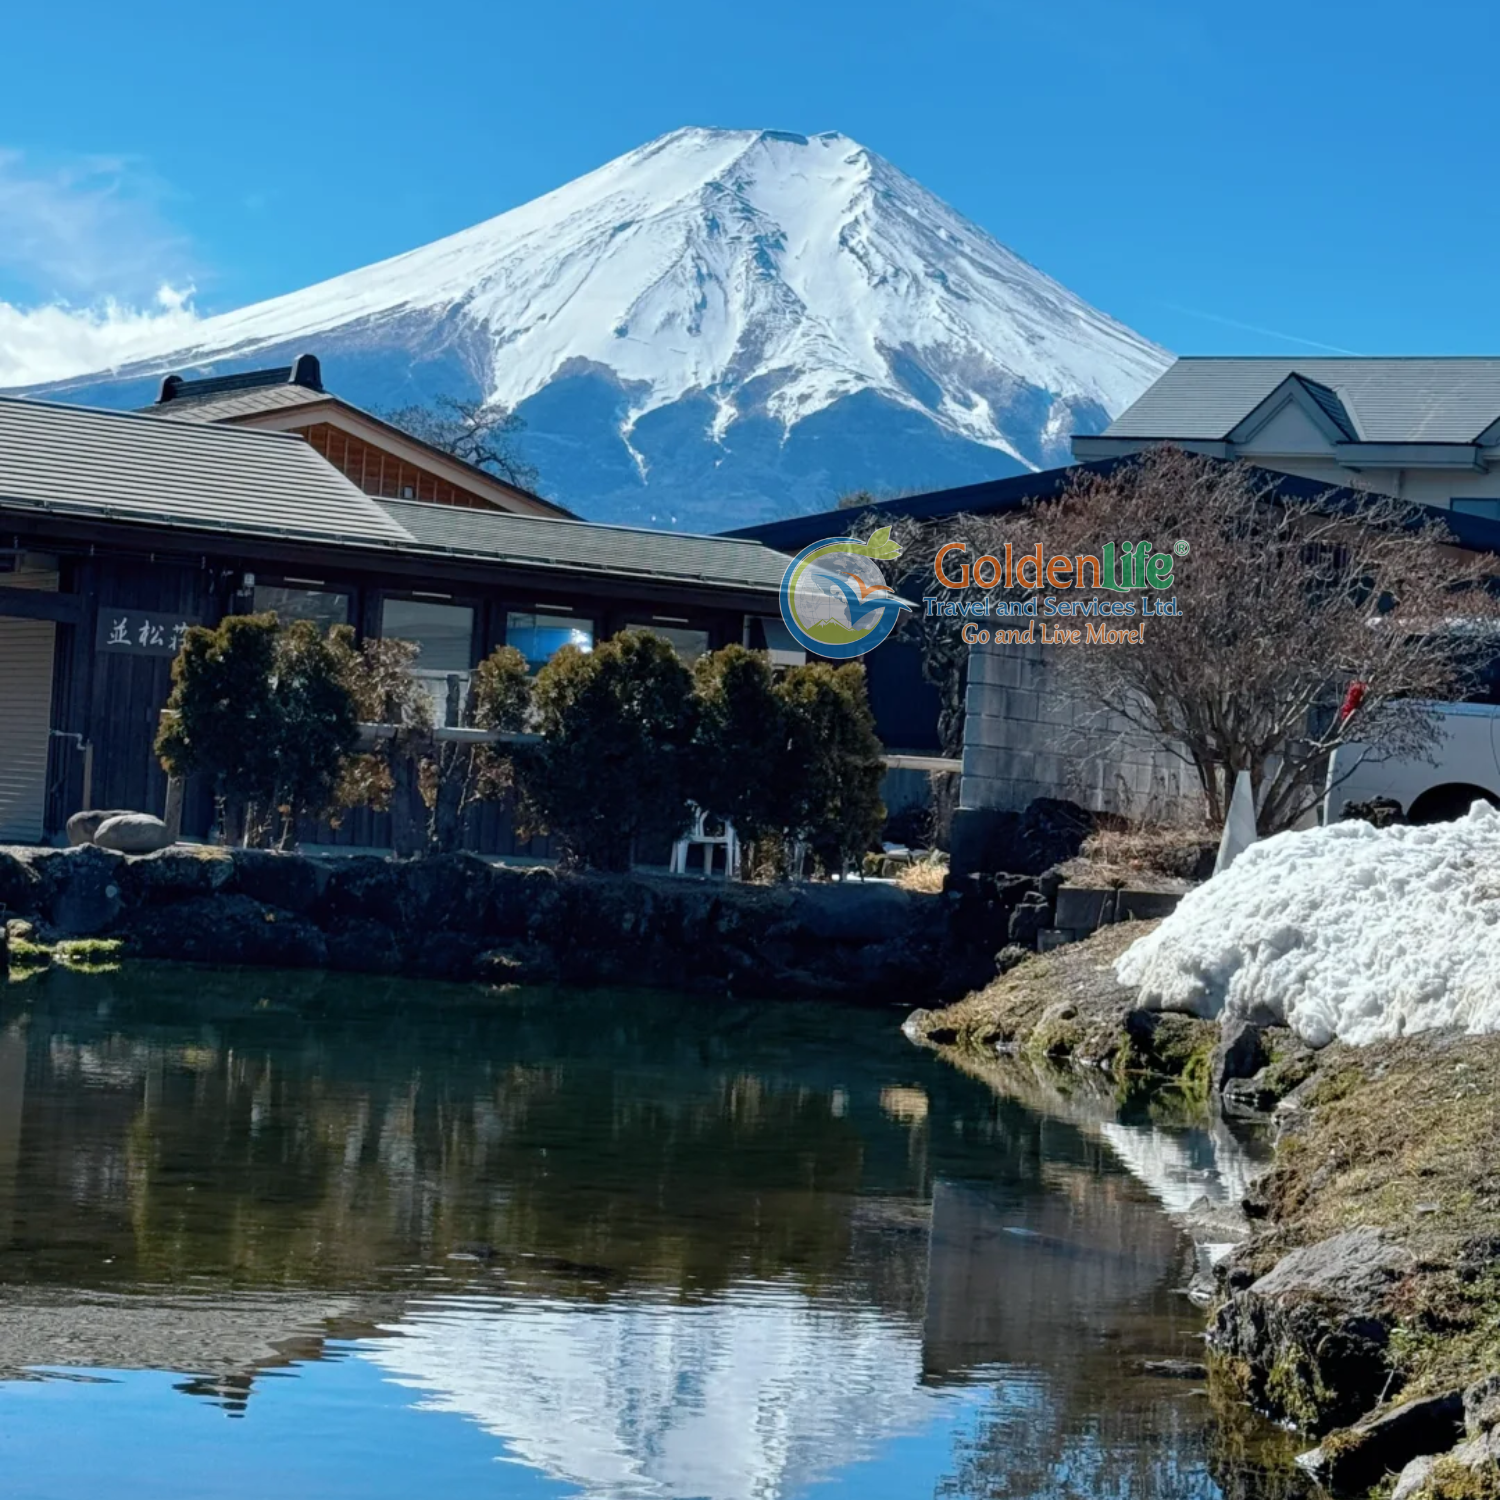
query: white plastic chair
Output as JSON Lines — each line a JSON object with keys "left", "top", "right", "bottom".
{"left": 670, "top": 805, "right": 741, "bottom": 878}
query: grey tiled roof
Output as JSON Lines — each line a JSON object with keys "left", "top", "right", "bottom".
{"left": 0, "top": 397, "right": 791, "bottom": 595}
{"left": 141, "top": 384, "right": 332, "bottom": 423}
{"left": 1104, "top": 358, "right": 1500, "bottom": 443}
{"left": 378, "top": 498, "right": 792, "bottom": 593}
{"left": 0, "top": 397, "right": 412, "bottom": 546}
{"left": 1294, "top": 376, "right": 1359, "bottom": 440}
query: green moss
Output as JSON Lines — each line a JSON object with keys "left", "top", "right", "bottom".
{"left": 1389, "top": 1265, "right": 1500, "bottom": 1399}
{"left": 1265, "top": 1344, "right": 1338, "bottom": 1431}
{"left": 53, "top": 938, "right": 123, "bottom": 968}
{"left": 7, "top": 936, "right": 124, "bottom": 974}
{"left": 1178, "top": 1037, "right": 1215, "bottom": 1103}
{"left": 1025, "top": 1012, "right": 1083, "bottom": 1061}
{"left": 1261, "top": 1043, "right": 1317, "bottom": 1099}
{"left": 1306, "top": 1064, "right": 1362, "bottom": 1107}
{"left": 1112, "top": 1013, "right": 1216, "bottom": 1104}
{"left": 1410, "top": 1457, "right": 1500, "bottom": 1500}
{"left": 1315, "top": 1424, "right": 1365, "bottom": 1460}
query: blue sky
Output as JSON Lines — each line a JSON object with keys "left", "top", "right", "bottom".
{"left": 0, "top": 0, "right": 1494, "bottom": 375}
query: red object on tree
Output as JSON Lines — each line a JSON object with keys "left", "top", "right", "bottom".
{"left": 1338, "top": 681, "right": 1367, "bottom": 724}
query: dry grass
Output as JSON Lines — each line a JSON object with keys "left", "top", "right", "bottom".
{"left": 1058, "top": 822, "right": 1216, "bottom": 891}
{"left": 894, "top": 859, "right": 947, "bottom": 895}
{"left": 908, "top": 920, "right": 1156, "bottom": 1057}
{"left": 1251, "top": 1031, "right": 1500, "bottom": 1400}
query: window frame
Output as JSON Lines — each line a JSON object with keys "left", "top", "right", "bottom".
{"left": 502, "top": 606, "right": 597, "bottom": 672}
{"left": 376, "top": 591, "right": 483, "bottom": 727}
{"left": 618, "top": 617, "right": 714, "bottom": 663}
{"left": 250, "top": 577, "right": 355, "bottom": 633}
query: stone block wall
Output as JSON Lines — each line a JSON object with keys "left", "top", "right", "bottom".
{"left": 960, "top": 638, "right": 1203, "bottom": 822}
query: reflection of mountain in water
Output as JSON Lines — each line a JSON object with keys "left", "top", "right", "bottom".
{"left": 364, "top": 1289, "right": 948, "bottom": 1500}
{"left": 0, "top": 965, "right": 1306, "bottom": 1498}
{"left": 355, "top": 1157, "right": 1214, "bottom": 1500}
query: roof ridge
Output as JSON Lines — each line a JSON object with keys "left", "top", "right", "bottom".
{"left": 373, "top": 495, "right": 772, "bottom": 547}
{"left": 0, "top": 393, "right": 313, "bottom": 444}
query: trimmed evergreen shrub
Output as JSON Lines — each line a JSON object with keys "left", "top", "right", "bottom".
{"left": 524, "top": 631, "right": 698, "bottom": 871}
{"left": 158, "top": 614, "right": 357, "bottom": 846}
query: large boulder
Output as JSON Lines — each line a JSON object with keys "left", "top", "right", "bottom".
{"left": 791, "top": 881, "right": 914, "bottom": 943}
{"left": 1213, "top": 1228, "right": 1415, "bottom": 1433}
{"left": 1466, "top": 1373, "right": 1500, "bottom": 1438}
{"left": 1007, "top": 890, "right": 1050, "bottom": 948}
{"left": 1392, "top": 1427, "right": 1500, "bottom": 1500}
{"left": 491, "top": 864, "right": 561, "bottom": 940}
{"left": 950, "top": 798, "right": 1098, "bottom": 878}
{"left": 1298, "top": 1391, "right": 1465, "bottom": 1492}
{"left": 93, "top": 814, "right": 173, "bottom": 855}
{"left": 65, "top": 809, "right": 136, "bottom": 847}
{"left": 230, "top": 848, "right": 329, "bottom": 915}
{"left": 28, "top": 845, "right": 125, "bottom": 935}
{"left": 0, "top": 848, "right": 44, "bottom": 917}
{"left": 121, "top": 894, "right": 327, "bottom": 968}
{"left": 323, "top": 917, "right": 403, "bottom": 975}
{"left": 1212, "top": 1019, "right": 1270, "bottom": 1093}
{"left": 117, "top": 847, "right": 235, "bottom": 904}
{"left": 314, "top": 854, "right": 501, "bottom": 936}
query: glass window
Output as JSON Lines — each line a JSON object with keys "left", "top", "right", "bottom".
{"left": 506, "top": 611, "right": 594, "bottom": 670}
{"left": 381, "top": 598, "right": 476, "bottom": 726}
{"left": 621, "top": 622, "right": 711, "bottom": 662}
{"left": 745, "top": 614, "right": 806, "bottom": 667}
{"left": 380, "top": 599, "right": 474, "bottom": 674}
{"left": 253, "top": 585, "right": 350, "bottom": 632}
{"left": 1451, "top": 498, "right": 1500, "bottom": 520}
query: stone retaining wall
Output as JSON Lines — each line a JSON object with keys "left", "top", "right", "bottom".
{"left": 0, "top": 845, "right": 1052, "bottom": 1004}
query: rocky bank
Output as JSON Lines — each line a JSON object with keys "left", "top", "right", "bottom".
{"left": 908, "top": 932, "right": 1500, "bottom": 1499}
{"left": 0, "top": 844, "right": 1073, "bottom": 1005}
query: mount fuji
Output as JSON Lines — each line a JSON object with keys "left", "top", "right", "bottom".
{"left": 14, "top": 128, "right": 1170, "bottom": 529}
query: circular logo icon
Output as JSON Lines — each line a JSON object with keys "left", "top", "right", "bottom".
{"left": 778, "top": 529, "right": 912, "bottom": 659}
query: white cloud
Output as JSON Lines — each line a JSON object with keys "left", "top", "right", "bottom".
{"left": 0, "top": 286, "right": 203, "bottom": 388}
{"left": 0, "top": 149, "right": 205, "bottom": 388}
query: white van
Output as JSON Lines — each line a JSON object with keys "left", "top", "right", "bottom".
{"left": 1324, "top": 701, "right": 1500, "bottom": 823}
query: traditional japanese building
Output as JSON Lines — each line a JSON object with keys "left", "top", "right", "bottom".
{"left": 0, "top": 392, "right": 792, "bottom": 849}
{"left": 144, "top": 354, "right": 573, "bottom": 518}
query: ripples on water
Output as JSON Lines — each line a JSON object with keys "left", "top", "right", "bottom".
{"left": 0, "top": 964, "right": 1303, "bottom": 1499}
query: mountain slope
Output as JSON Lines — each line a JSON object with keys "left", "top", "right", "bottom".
{"left": 19, "top": 128, "right": 1170, "bottom": 528}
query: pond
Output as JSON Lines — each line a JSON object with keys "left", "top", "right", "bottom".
{"left": 0, "top": 964, "right": 1303, "bottom": 1499}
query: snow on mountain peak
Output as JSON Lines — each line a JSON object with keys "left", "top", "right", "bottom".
{"left": 17, "top": 127, "right": 1170, "bottom": 524}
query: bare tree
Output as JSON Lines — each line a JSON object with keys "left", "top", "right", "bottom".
{"left": 881, "top": 447, "right": 1500, "bottom": 834}
{"left": 379, "top": 393, "right": 541, "bottom": 492}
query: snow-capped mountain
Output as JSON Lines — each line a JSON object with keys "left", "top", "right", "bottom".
{"left": 17, "top": 128, "right": 1170, "bottom": 528}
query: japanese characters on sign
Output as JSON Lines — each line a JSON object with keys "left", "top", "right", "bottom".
{"left": 95, "top": 607, "right": 198, "bottom": 659}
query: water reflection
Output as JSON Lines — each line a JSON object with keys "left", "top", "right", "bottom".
{"left": 364, "top": 1289, "right": 947, "bottom": 1498}
{"left": 0, "top": 964, "right": 1302, "bottom": 1499}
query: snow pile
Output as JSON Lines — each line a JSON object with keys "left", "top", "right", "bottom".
{"left": 1115, "top": 801, "right": 1500, "bottom": 1048}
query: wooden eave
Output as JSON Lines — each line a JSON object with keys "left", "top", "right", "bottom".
{"left": 218, "top": 398, "right": 574, "bottom": 519}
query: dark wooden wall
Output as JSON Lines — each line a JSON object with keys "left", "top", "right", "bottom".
{"left": 39, "top": 545, "right": 746, "bottom": 857}
{"left": 46, "top": 556, "right": 227, "bottom": 836}
{"left": 308, "top": 789, "right": 555, "bottom": 860}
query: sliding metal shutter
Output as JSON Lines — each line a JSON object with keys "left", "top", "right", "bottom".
{"left": 0, "top": 564, "right": 59, "bottom": 845}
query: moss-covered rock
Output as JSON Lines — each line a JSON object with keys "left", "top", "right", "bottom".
{"left": 1212, "top": 1228, "right": 1415, "bottom": 1434}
